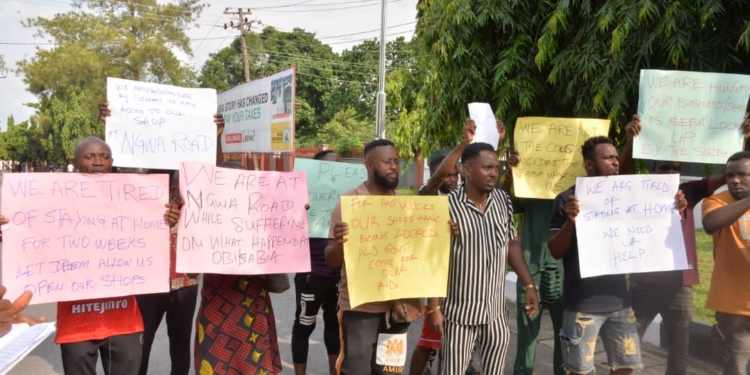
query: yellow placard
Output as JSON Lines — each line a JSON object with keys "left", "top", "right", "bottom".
{"left": 513, "top": 117, "right": 611, "bottom": 199}
{"left": 271, "top": 121, "right": 292, "bottom": 151}
{"left": 340, "top": 196, "right": 450, "bottom": 308}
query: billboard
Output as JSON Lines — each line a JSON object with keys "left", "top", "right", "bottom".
{"left": 218, "top": 68, "right": 296, "bottom": 153}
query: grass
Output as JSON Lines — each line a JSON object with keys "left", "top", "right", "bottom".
{"left": 694, "top": 229, "right": 716, "bottom": 324}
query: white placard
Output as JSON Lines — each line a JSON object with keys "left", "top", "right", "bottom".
{"left": 106, "top": 77, "right": 218, "bottom": 170}
{"left": 468, "top": 102, "right": 500, "bottom": 150}
{"left": 574, "top": 174, "right": 688, "bottom": 278}
{"left": 219, "top": 68, "right": 296, "bottom": 153}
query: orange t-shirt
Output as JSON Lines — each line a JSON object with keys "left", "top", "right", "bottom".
{"left": 55, "top": 296, "right": 144, "bottom": 344}
{"left": 702, "top": 191, "right": 750, "bottom": 316}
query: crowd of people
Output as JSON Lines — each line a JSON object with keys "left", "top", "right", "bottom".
{"left": 0, "top": 107, "right": 750, "bottom": 375}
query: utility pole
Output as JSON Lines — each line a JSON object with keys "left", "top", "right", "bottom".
{"left": 374, "top": 0, "right": 387, "bottom": 139}
{"left": 224, "top": 7, "right": 259, "bottom": 83}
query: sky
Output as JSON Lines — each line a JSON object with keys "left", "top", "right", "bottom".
{"left": 0, "top": 0, "right": 419, "bottom": 130}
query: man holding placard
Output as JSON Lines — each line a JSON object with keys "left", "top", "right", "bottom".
{"left": 702, "top": 150, "right": 750, "bottom": 375}
{"left": 326, "top": 139, "right": 415, "bottom": 375}
{"left": 56, "top": 137, "right": 154, "bottom": 375}
{"left": 426, "top": 139, "right": 539, "bottom": 375}
{"left": 548, "top": 136, "right": 687, "bottom": 375}
{"left": 620, "top": 114, "right": 750, "bottom": 375}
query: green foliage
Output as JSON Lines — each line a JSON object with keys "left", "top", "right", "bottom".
{"left": 15, "top": 0, "right": 204, "bottom": 162}
{"left": 0, "top": 115, "right": 46, "bottom": 162}
{"left": 413, "top": 0, "right": 750, "bottom": 152}
{"left": 0, "top": 55, "right": 6, "bottom": 75}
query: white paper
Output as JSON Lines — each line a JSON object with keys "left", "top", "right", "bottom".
{"left": 574, "top": 174, "right": 688, "bottom": 278}
{"left": 468, "top": 102, "right": 500, "bottom": 150}
{"left": 106, "top": 77, "right": 218, "bottom": 170}
{"left": 0, "top": 322, "right": 56, "bottom": 375}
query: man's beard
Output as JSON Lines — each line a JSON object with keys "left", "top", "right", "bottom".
{"left": 373, "top": 169, "right": 399, "bottom": 190}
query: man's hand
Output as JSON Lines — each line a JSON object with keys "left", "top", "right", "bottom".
{"left": 496, "top": 117, "right": 507, "bottom": 144}
{"left": 0, "top": 215, "right": 8, "bottom": 226}
{"left": 332, "top": 222, "right": 349, "bottom": 244}
{"left": 98, "top": 102, "right": 111, "bottom": 123}
{"left": 565, "top": 196, "right": 580, "bottom": 222}
{"left": 164, "top": 204, "right": 180, "bottom": 227}
{"left": 214, "top": 114, "right": 225, "bottom": 137}
{"left": 506, "top": 150, "right": 520, "bottom": 169}
{"left": 625, "top": 115, "right": 642, "bottom": 140}
{"left": 463, "top": 119, "right": 476, "bottom": 144}
{"left": 524, "top": 288, "right": 540, "bottom": 318}
{"left": 742, "top": 112, "right": 750, "bottom": 140}
{"left": 428, "top": 309, "right": 444, "bottom": 337}
{"left": 0, "top": 286, "right": 46, "bottom": 338}
{"left": 449, "top": 221, "right": 458, "bottom": 237}
{"left": 674, "top": 190, "right": 687, "bottom": 213}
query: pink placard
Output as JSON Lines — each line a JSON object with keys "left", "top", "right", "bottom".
{"left": 1, "top": 173, "right": 170, "bottom": 305}
{"left": 176, "top": 161, "right": 311, "bottom": 274}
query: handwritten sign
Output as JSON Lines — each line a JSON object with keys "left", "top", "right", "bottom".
{"left": 340, "top": 196, "right": 450, "bottom": 308}
{"left": 293, "top": 159, "right": 367, "bottom": 238}
{"left": 468, "top": 103, "right": 500, "bottom": 149}
{"left": 175, "top": 161, "right": 311, "bottom": 274}
{"left": 574, "top": 174, "right": 688, "bottom": 278}
{"left": 513, "top": 117, "right": 610, "bottom": 199}
{"left": 1, "top": 173, "right": 170, "bottom": 304}
{"left": 219, "top": 68, "right": 296, "bottom": 153}
{"left": 635, "top": 70, "right": 750, "bottom": 164}
{"left": 106, "top": 77, "right": 218, "bottom": 170}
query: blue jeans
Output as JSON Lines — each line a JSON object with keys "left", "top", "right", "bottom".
{"left": 559, "top": 308, "right": 643, "bottom": 374}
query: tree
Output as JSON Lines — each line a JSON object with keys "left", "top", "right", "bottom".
{"left": 0, "top": 115, "right": 46, "bottom": 162}
{"left": 0, "top": 55, "right": 6, "bottom": 74}
{"left": 17, "top": 0, "right": 205, "bottom": 156}
{"left": 323, "top": 37, "right": 414, "bottom": 125}
{"left": 413, "top": 0, "right": 750, "bottom": 151}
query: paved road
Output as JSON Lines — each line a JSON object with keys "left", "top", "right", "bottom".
{"left": 7, "top": 275, "right": 721, "bottom": 375}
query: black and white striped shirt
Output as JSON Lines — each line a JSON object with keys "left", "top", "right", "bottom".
{"left": 443, "top": 184, "right": 516, "bottom": 325}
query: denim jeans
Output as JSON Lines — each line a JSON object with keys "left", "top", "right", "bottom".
{"left": 559, "top": 308, "right": 643, "bottom": 374}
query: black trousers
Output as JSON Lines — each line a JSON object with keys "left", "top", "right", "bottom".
{"left": 291, "top": 272, "right": 341, "bottom": 364}
{"left": 60, "top": 332, "right": 142, "bottom": 375}
{"left": 135, "top": 285, "right": 199, "bottom": 375}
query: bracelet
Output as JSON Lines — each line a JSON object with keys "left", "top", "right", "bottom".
{"left": 427, "top": 306, "right": 441, "bottom": 315}
{"left": 524, "top": 284, "right": 537, "bottom": 291}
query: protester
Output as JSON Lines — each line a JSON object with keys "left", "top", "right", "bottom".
{"left": 503, "top": 150, "right": 565, "bottom": 375}
{"left": 192, "top": 166, "right": 283, "bottom": 375}
{"left": 292, "top": 150, "right": 343, "bottom": 375}
{"left": 426, "top": 120, "right": 539, "bottom": 375}
{"left": 51, "top": 137, "right": 142, "bottom": 375}
{"left": 408, "top": 154, "right": 457, "bottom": 375}
{"left": 548, "top": 136, "right": 687, "bottom": 375}
{"left": 702, "top": 150, "right": 750, "bottom": 375}
{"left": 326, "top": 139, "right": 420, "bottom": 375}
{"left": 410, "top": 118, "right": 506, "bottom": 375}
{"left": 98, "top": 102, "right": 225, "bottom": 375}
{"left": 620, "top": 114, "right": 750, "bottom": 375}
{"left": 0, "top": 286, "right": 45, "bottom": 338}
